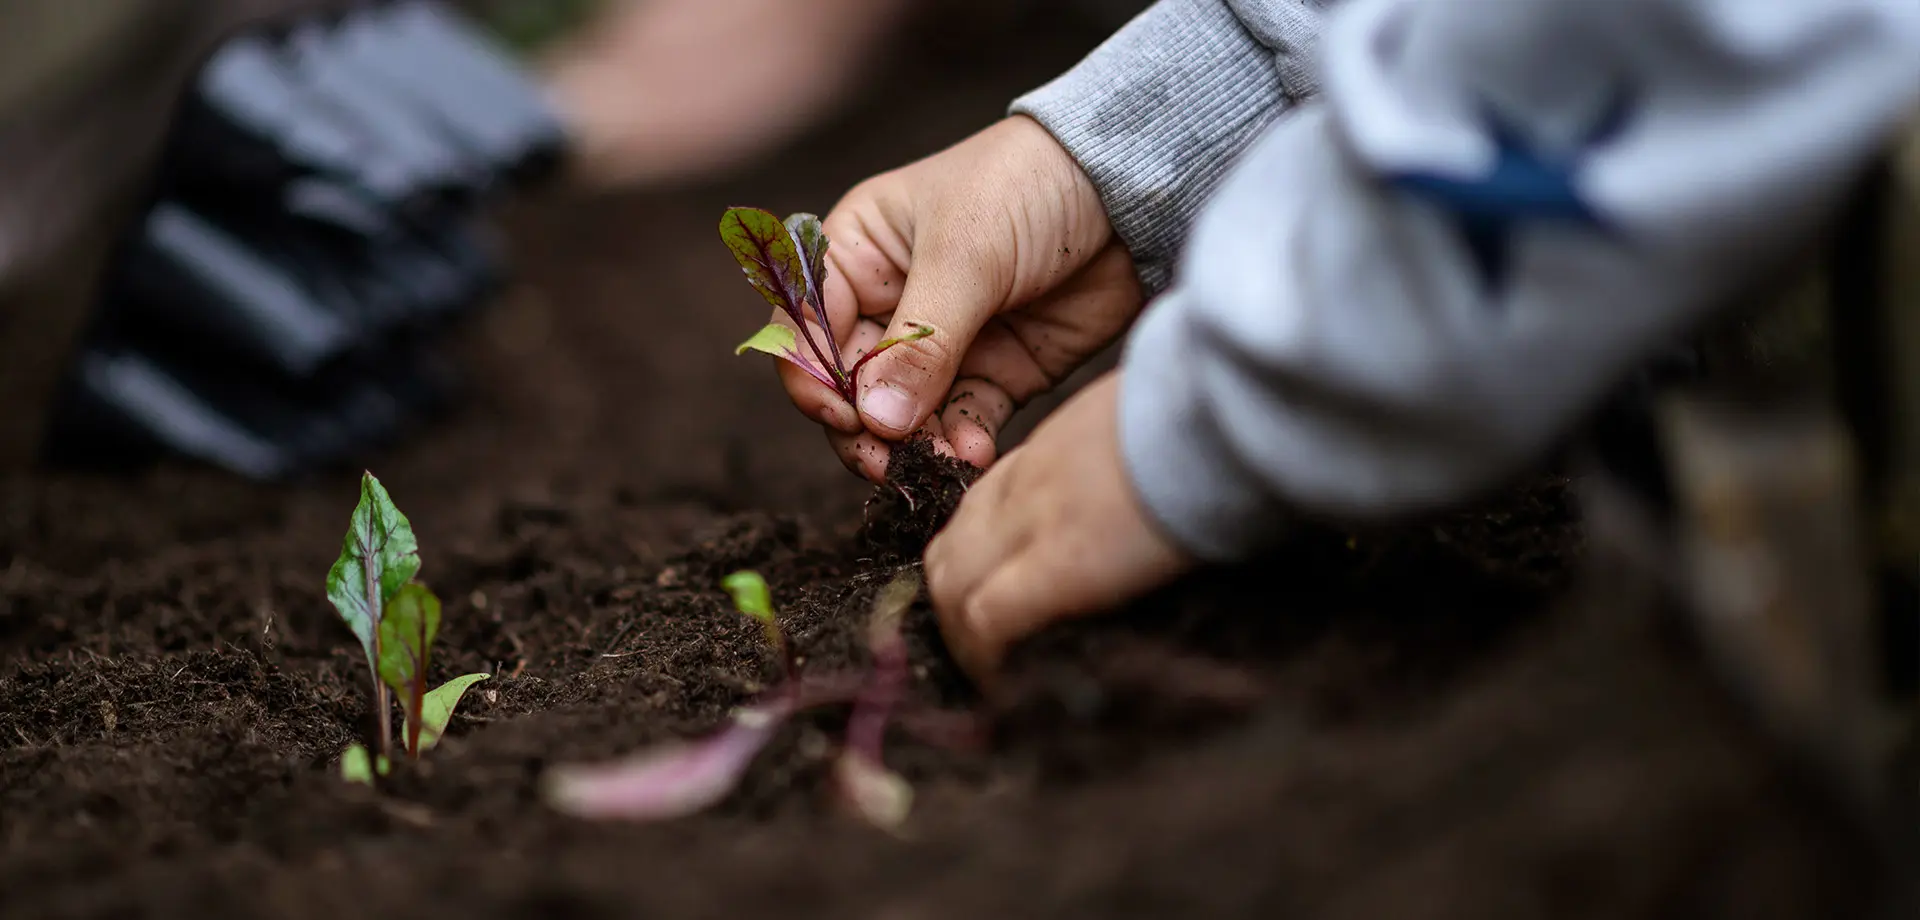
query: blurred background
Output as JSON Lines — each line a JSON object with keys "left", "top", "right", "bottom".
{"left": 0, "top": 4, "right": 1912, "bottom": 919}
{"left": 0, "top": 0, "right": 1147, "bottom": 484}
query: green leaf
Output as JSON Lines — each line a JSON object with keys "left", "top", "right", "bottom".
{"left": 734, "top": 323, "right": 799, "bottom": 358}
{"left": 785, "top": 213, "right": 828, "bottom": 272}
{"left": 342, "top": 744, "right": 374, "bottom": 784}
{"left": 410, "top": 673, "right": 491, "bottom": 752}
{"left": 722, "top": 570, "right": 786, "bottom": 664}
{"left": 377, "top": 583, "right": 442, "bottom": 697}
{"left": 785, "top": 212, "right": 830, "bottom": 309}
{"left": 873, "top": 322, "right": 936, "bottom": 352}
{"left": 719, "top": 207, "right": 808, "bottom": 318}
{"left": 340, "top": 744, "right": 391, "bottom": 785}
{"left": 325, "top": 472, "right": 421, "bottom": 671}
{"left": 736, "top": 322, "right": 840, "bottom": 393}
{"left": 721, "top": 570, "right": 776, "bottom": 624}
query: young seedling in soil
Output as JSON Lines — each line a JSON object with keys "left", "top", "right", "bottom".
{"left": 326, "top": 472, "right": 490, "bottom": 784}
{"left": 723, "top": 207, "right": 934, "bottom": 408}
{"left": 543, "top": 569, "right": 975, "bottom": 830}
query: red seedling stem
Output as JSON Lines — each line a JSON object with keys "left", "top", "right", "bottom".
{"left": 364, "top": 562, "right": 394, "bottom": 762}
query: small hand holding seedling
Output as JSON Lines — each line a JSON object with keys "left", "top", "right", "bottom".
{"left": 723, "top": 207, "right": 934, "bottom": 408}
{"left": 543, "top": 569, "right": 972, "bottom": 830}
{"left": 327, "top": 472, "right": 490, "bottom": 784}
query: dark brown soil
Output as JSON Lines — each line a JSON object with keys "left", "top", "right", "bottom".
{"left": 858, "top": 437, "right": 982, "bottom": 564}
{"left": 0, "top": 6, "right": 1893, "bottom": 919}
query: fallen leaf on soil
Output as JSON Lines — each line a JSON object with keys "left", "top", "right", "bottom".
{"left": 834, "top": 751, "right": 913, "bottom": 830}
{"left": 542, "top": 696, "right": 795, "bottom": 821}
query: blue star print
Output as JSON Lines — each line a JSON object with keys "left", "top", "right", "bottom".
{"left": 1384, "top": 87, "right": 1635, "bottom": 296}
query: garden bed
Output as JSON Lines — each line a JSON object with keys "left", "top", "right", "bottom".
{"left": 0, "top": 8, "right": 1882, "bottom": 917}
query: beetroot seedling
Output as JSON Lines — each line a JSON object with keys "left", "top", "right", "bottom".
{"left": 722, "top": 207, "right": 934, "bottom": 407}
{"left": 326, "top": 472, "right": 489, "bottom": 784}
{"left": 722, "top": 569, "right": 788, "bottom": 674}
{"left": 543, "top": 569, "right": 975, "bottom": 830}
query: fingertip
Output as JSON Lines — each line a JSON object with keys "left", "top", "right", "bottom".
{"left": 819, "top": 399, "right": 863, "bottom": 434}
{"left": 929, "top": 587, "right": 1000, "bottom": 687}
{"left": 853, "top": 435, "right": 893, "bottom": 484}
{"left": 938, "top": 379, "right": 1015, "bottom": 470}
{"left": 945, "top": 420, "right": 999, "bottom": 469}
{"left": 928, "top": 434, "right": 959, "bottom": 461}
{"left": 779, "top": 364, "right": 862, "bottom": 434}
{"left": 830, "top": 431, "right": 885, "bottom": 482}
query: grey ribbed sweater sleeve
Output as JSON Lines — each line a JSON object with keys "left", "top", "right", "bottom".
{"left": 1010, "top": 0, "right": 1330, "bottom": 294}
{"left": 1119, "top": 0, "right": 1920, "bottom": 562}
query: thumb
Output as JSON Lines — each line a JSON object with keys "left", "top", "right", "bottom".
{"left": 852, "top": 243, "right": 1005, "bottom": 439}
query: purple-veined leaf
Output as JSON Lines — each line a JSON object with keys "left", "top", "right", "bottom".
{"left": 323, "top": 471, "right": 421, "bottom": 760}
{"left": 543, "top": 696, "right": 796, "bottom": 821}
{"left": 377, "top": 583, "right": 440, "bottom": 757}
{"left": 784, "top": 213, "right": 829, "bottom": 315}
{"left": 376, "top": 584, "right": 440, "bottom": 696}
{"left": 719, "top": 208, "right": 808, "bottom": 320}
{"left": 784, "top": 212, "right": 844, "bottom": 380}
{"left": 735, "top": 323, "right": 839, "bottom": 392}
{"left": 325, "top": 472, "right": 420, "bottom": 674}
{"left": 721, "top": 208, "right": 842, "bottom": 386}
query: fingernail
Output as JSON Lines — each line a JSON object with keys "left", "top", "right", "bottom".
{"left": 860, "top": 383, "right": 916, "bottom": 433}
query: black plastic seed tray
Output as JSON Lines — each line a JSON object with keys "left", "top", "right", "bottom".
{"left": 41, "top": 0, "right": 561, "bottom": 480}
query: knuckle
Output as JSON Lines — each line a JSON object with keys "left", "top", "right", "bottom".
{"left": 958, "top": 592, "right": 998, "bottom": 639}
{"left": 836, "top": 173, "right": 892, "bottom": 213}
{"left": 881, "top": 333, "right": 955, "bottom": 382}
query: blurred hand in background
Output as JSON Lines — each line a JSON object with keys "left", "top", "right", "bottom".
{"left": 541, "top": 0, "right": 913, "bottom": 188}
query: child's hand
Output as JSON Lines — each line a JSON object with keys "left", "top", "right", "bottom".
{"left": 777, "top": 116, "right": 1142, "bottom": 482}
{"left": 924, "top": 372, "right": 1192, "bottom": 681}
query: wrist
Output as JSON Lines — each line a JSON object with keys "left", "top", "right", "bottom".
{"left": 999, "top": 114, "right": 1114, "bottom": 257}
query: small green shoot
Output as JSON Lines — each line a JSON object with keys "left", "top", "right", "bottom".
{"left": 721, "top": 570, "right": 786, "bottom": 671}
{"left": 326, "top": 472, "right": 489, "bottom": 782}
{"left": 341, "top": 744, "right": 390, "bottom": 784}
